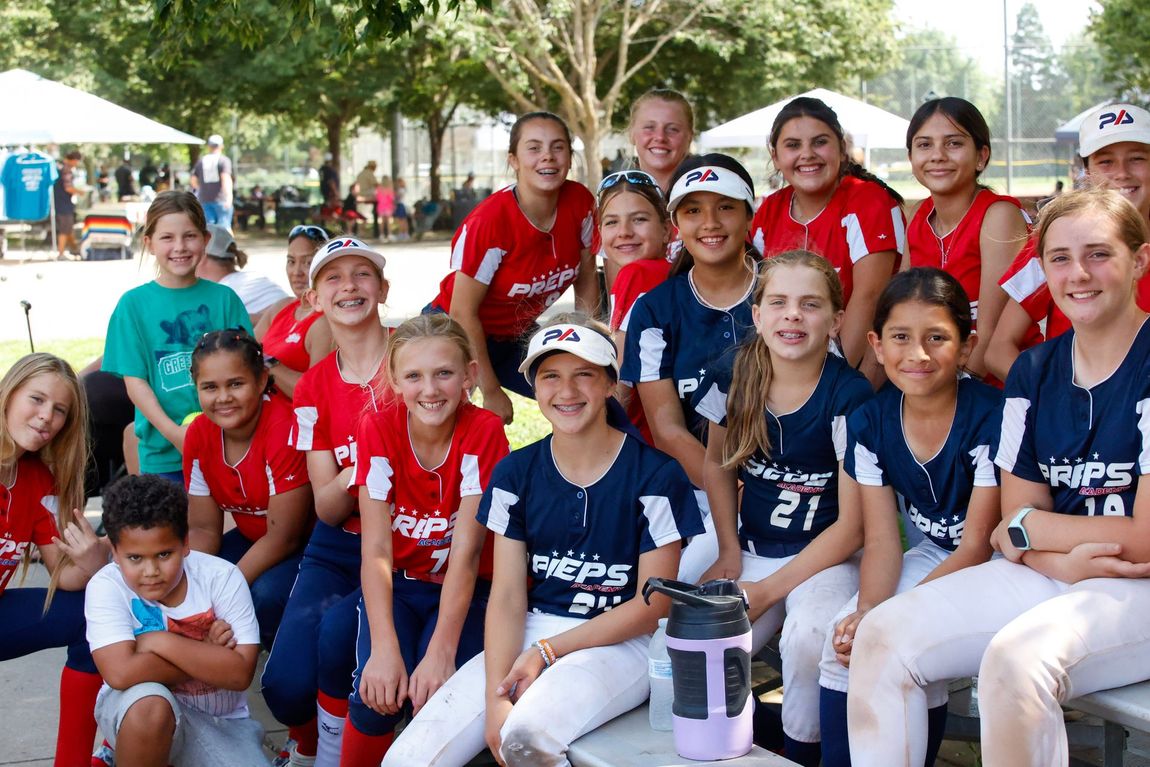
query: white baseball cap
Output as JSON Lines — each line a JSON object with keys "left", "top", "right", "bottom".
{"left": 309, "top": 237, "right": 387, "bottom": 284}
{"left": 205, "top": 224, "right": 235, "bottom": 259}
{"left": 518, "top": 323, "right": 619, "bottom": 385}
{"left": 667, "top": 164, "right": 756, "bottom": 214}
{"left": 1079, "top": 104, "right": 1150, "bottom": 158}
{"left": 207, "top": 134, "right": 224, "bottom": 147}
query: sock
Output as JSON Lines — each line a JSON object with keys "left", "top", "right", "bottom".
{"left": 56, "top": 667, "right": 102, "bottom": 767}
{"left": 315, "top": 691, "right": 349, "bottom": 767}
{"left": 291, "top": 721, "right": 319, "bottom": 758}
{"left": 819, "top": 686, "right": 851, "bottom": 767}
{"left": 783, "top": 735, "right": 822, "bottom": 767}
{"left": 339, "top": 720, "right": 394, "bottom": 767}
{"left": 923, "top": 702, "right": 948, "bottom": 767}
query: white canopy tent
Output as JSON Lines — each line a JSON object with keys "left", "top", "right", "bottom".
{"left": 0, "top": 69, "right": 203, "bottom": 145}
{"left": 699, "top": 88, "right": 912, "bottom": 157}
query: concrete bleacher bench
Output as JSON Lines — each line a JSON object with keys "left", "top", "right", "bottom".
{"left": 567, "top": 705, "right": 798, "bottom": 767}
{"left": 1067, "top": 682, "right": 1150, "bottom": 767}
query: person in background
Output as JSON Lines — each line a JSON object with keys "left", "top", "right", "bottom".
{"left": 190, "top": 135, "right": 235, "bottom": 229}
{"left": 196, "top": 224, "right": 290, "bottom": 328}
{"left": 55, "top": 150, "right": 82, "bottom": 261}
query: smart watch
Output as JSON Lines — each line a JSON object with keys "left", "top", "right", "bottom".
{"left": 1007, "top": 505, "right": 1037, "bottom": 551}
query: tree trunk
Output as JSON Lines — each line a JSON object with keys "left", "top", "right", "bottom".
{"left": 427, "top": 111, "right": 444, "bottom": 202}
{"left": 580, "top": 122, "right": 603, "bottom": 191}
{"left": 324, "top": 116, "right": 342, "bottom": 183}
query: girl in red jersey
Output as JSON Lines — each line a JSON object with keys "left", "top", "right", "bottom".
{"left": 987, "top": 102, "right": 1150, "bottom": 380}
{"left": 428, "top": 111, "right": 599, "bottom": 425}
{"left": 339, "top": 314, "right": 509, "bottom": 766}
{"left": 0, "top": 353, "right": 111, "bottom": 767}
{"left": 262, "top": 237, "right": 393, "bottom": 767}
{"left": 184, "top": 328, "right": 313, "bottom": 650}
{"left": 753, "top": 97, "right": 906, "bottom": 384}
{"left": 255, "top": 225, "right": 335, "bottom": 399}
{"left": 905, "top": 97, "right": 1030, "bottom": 381}
{"left": 600, "top": 169, "right": 671, "bottom": 443}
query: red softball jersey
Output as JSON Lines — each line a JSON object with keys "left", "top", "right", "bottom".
{"left": 0, "top": 455, "right": 58, "bottom": 595}
{"left": 352, "top": 400, "right": 508, "bottom": 582}
{"left": 431, "top": 181, "right": 596, "bottom": 338}
{"left": 184, "top": 393, "right": 309, "bottom": 542}
{"left": 262, "top": 299, "right": 325, "bottom": 373}
{"left": 751, "top": 175, "right": 906, "bottom": 304}
{"left": 291, "top": 350, "right": 394, "bottom": 534}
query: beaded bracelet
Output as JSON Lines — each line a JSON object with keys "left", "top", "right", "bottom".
{"left": 533, "top": 638, "right": 558, "bottom": 668}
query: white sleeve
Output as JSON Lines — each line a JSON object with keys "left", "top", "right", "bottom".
{"left": 84, "top": 567, "right": 136, "bottom": 651}
{"left": 213, "top": 564, "right": 261, "bottom": 647}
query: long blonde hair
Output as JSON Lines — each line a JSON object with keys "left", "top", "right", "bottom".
{"left": 0, "top": 354, "right": 91, "bottom": 599}
{"left": 722, "top": 251, "right": 843, "bottom": 470}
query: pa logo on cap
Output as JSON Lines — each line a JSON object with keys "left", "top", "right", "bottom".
{"left": 325, "top": 238, "right": 364, "bottom": 253}
{"left": 684, "top": 169, "right": 720, "bottom": 187}
{"left": 1099, "top": 110, "right": 1136, "bottom": 130}
{"left": 541, "top": 327, "right": 580, "bottom": 345}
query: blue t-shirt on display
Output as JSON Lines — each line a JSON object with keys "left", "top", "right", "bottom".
{"left": 996, "top": 319, "right": 1150, "bottom": 517}
{"left": 694, "top": 351, "right": 873, "bottom": 556}
{"left": 478, "top": 433, "right": 704, "bottom": 619}
{"left": 1, "top": 152, "right": 58, "bottom": 221}
{"left": 620, "top": 270, "right": 756, "bottom": 439}
{"left": 845, "top": 377, "right": 1001, "bottom": 551}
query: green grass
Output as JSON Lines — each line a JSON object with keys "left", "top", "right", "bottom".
{"left": 0, "top": 338, "right": 104, "bottom": 375}
{"left": 487, "top": 391, "right": 552, "bottom": 450}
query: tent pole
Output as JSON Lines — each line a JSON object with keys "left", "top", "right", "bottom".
{"left": 49, "top": 177, "right": 57, "bottom": 258}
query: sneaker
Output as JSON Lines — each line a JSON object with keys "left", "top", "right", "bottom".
{"left": 91, "top": 741, "right": 115, "bottom": 767}
{"left": 273, "top": 739, "right": 316, "bottom": 767}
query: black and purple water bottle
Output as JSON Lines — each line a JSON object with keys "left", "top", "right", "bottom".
{"left": 643, "top": 577, "right": 753, "bottom": 760}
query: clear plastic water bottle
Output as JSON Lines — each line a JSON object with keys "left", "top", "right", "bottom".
{"left": 649, "top": 617, "right": 674, "bottom": 731}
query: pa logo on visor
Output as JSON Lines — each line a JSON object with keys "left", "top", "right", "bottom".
{"left": 684, "top": 168, "right": 719, "bottom": 186}
{"left": 541, "top": 327, "right": 580, "bottom": 345}
{"left": 326, "top": 238, "right": 362, "bottom": 252}
{"left": 1099, "top": 110, "right": 1135, "bottom": 130}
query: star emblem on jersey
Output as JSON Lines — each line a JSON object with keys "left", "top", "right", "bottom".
{"left": 878, "top": 233, "right": 888, "bottom": 240}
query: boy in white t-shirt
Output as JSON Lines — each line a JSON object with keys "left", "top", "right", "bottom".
{"left": 85, "top": 475, "right": 269, "bottom": 767}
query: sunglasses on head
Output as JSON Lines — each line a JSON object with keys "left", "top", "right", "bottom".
{"left": 288, "top": 225, "right": 330, "bottom": 243}
{"left": 597, "top": 170, "right": 663, "bottom": 197}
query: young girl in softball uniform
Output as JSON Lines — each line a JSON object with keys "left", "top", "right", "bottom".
{"left": 988, "top": 102, "right": 1150, "bottom": 380}
{"left": 844, "top": 191, "right": 1150, "bottom": 766}
{"left": 753, "top": 97, "right": 905, "bottom": 383}
{"left": 429, "top": 111, "right": 599, "bottom": 424}
{"left": 905, "top": 98, "right": 1029, "bottom": 381}
{"left": 620, "top": 153, "right": 759, "bottom": 581}
{"left": 599, "top": 169, "right": 671, "bottom": 443}
{"left": 692, "top": 251, "right": 872, "bottom": 766}
{"left": 340, "top": 314, "right": 508, "bottom": 766}
{"left": 261, "top": 237, "right": 393, "bottom": 767}
{"left": 814, "top": 268, "right": 1001, "bottom": 767}
{"left": 102, "top": 190, "right": 251, "bottom": 481}
{"left": 184, "top": 328, "right": 313, "bottom": 649}
{"left": 0, "top": 353, "right": 110, "bottom": 767}
{"left": 381, "top": 315, "right": 703, "bottom": 767}
{"left": 254, "top": 224, "right": 335, "bottom": 399}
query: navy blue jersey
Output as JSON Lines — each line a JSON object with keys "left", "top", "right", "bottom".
{"left": 996, "top": 320, "right": 1150, "bottom": 517}
{"left": 845, "top": 378, "right": 1001, "bottom": 551}
{"left": 694, "top": 350, "right": 872, "bottom": 555}
{"left": 477, "top": 434, "right": 704, "bottom": 619}
{"left": 620, "top": 270, "right": 755, "bottom": 439}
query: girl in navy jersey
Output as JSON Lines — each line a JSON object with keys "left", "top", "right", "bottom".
{"left": 753, "top": 97, "right": 905, "bottom": 383}
{"left": 814, "top": 268, "right": 1001, "bottom": 767}
{"left": 340, "top": 314, "right": 509, "bottom": 766}
{"left": 429, "top": 111, "right": 599, "bottom": 425}
{"left": 254, "top": 225, "right": 335, "bottom": 399}
{"left": 905, "top": 98, "right": 1029, "bottom": 381}
{"left": 600, "top": 170, "right": 671, "bottom": 443}
{"left": 382, "top": 315, "right": 703, "bottom": 767}
{"left": 620, "top": 153, "right": 758, "bottom": 581}
{"left": 262, "top": 237, "right": 393, "bottom": 767}
{"left": 184, "top": 329, "right": 312, "bottom": 649}
{"left": 0, "top": 354, "right": 110, "bottom": 767}
{"left": 692, "top": 251, "right": 872, "bottom": 766}
{"left": 847, "top": 189, "right": 1150, "bottom": 767}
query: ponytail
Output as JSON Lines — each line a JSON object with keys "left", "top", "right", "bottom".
{"left": 722, "top": 337, "right": 775, "bottom": 469}
{"left": 844, "top": 161, "right": 904, "bottom": 207}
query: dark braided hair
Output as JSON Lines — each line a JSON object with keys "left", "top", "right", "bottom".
{"left": 770, "top": 97, "right": 904, "bottom": 207}
{"left": 190, "top": 328, "right": 273, "bottom": 395}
